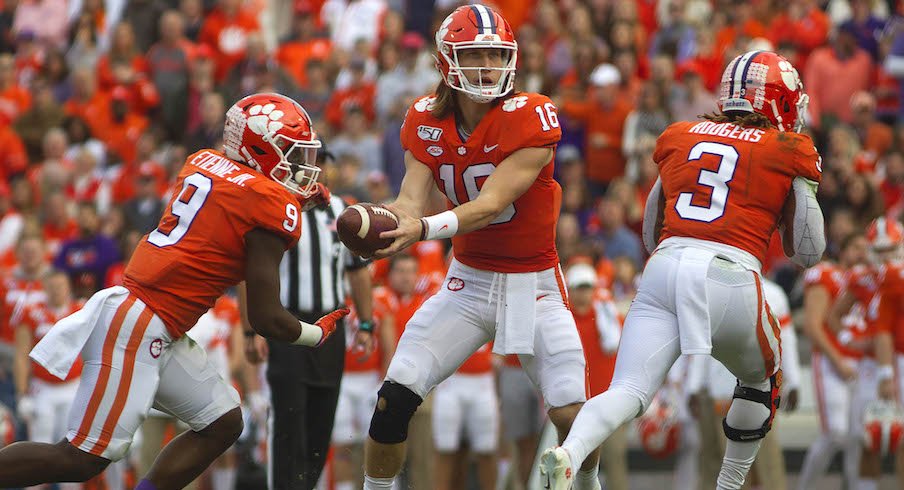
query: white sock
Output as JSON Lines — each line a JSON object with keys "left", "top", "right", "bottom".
{"left": 796, "top": 433, "right": 843, "bottom": 489}
{"left": 335, "top": 483, "right": 355, "bottom": 490}
{"left": 716, "top": 445, "right": 760, "bottom": 489}
{"left": 560, "top": 389, "right": 641, "bottom": 477}
{"left": 856, "top": 479, "right": 878, "bottom": 490}
{"left": 212, "top": 467, "right": 236, "bottom": 490}
{"left": 364, "top": 475, "right": 394, "bottom": 490}
{"left": 572, "top": 467, "right": 601, "bottom": 490}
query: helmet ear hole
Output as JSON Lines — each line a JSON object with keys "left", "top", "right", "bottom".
{"left": 251, "top": 145, "right": 267, "bottom": 155}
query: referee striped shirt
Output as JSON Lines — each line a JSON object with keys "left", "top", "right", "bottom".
{"left": 278, "top": 195, "right": 369, "bottom": 314}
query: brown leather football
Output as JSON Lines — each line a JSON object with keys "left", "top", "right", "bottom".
{"left": 337, "top": 203, "right": 399, "bottom": 257}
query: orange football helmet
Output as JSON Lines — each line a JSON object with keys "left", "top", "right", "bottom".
{"left": 434, "top": 4, "right": 517, "bottom": 103}
{"left": 718, "top": 51, "right": 808, "bottom": 133}
{"left": 223, "top": 93, "right": 322, "bottom": 197}
{"left": 863, "top": 400, "right": 904, "bottom": 456}
{"left": 637, "top": 395, "right": 681, "bottom": 459}
{"left": 866, "top": 217, "right": 904, "bottom": 264}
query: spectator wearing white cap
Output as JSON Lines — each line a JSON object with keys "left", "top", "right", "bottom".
{"left": 559, "top": 63, "right": 634, "bottom": 199}
{"left": 566, "top": 263, "right": 627, "bottom": 490}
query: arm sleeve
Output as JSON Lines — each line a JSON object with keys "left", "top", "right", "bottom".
{"left": 642, "top": 177, "right": 664, "bottom": 254}
{"left": 251, "top": 185, "right": 301, "bottom": 249}
{"left": 503, "top": 95, "right": 562, "bottom": 152}
{"left": 784, "top": 176, "right": 826, "bottom": 268}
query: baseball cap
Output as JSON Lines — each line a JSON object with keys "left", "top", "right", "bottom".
{"left": 589, "top": 63, "right": 621, "bottom": 87}
{"left": 401, "top": 32, "right": 425, "bottom": 50}
{"left": 566, "top": 264, "right": 597, "bottom": 289}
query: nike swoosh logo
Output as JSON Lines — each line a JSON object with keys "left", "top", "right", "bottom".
{"left": 439, "top": 225, "right": 449, "bottom": 231}
{"left": 484, "top": 144, "right": 499, "bottom": 152}
{"left": 536, "top": 294, "right": 549, "bottom": 301}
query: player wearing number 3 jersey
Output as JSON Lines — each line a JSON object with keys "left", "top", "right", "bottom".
{"left": 362, "top": 5, "right": 601, "bottom": 490}
{"left": 0, "top": 93, "right": 349, "bottom": 490}
{"left": 541, "top": 51, "right": 826, "bottom": 490}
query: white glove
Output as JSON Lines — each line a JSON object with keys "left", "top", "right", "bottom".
{"left": 17, "top": 395, "right": 35, "bottom": 422}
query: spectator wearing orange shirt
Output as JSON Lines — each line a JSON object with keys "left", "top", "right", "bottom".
{"left": 198, "top": 0, "right": 260, "bottom": 81}
{"left": 0, "top": 54, "right": 31, "bottom": 125}
{"left": 97, "top": 22, "right": 159, "bottom": 114}
{"left": 64, "top": 68, "right": 110, "bottom": 139}
{"left": 275, "top": 3, "right": 331, "bottom": 88}
{"left": 769, "top": 0, "right": 830, "bottom": 68}
{"left": 0, "top": 123, "right": 28, "bottom": 181}
{"left": 560, "top": 63, "right": 633, "bottom": 197}
{"left": 325, "top": 57, "right": 376, "bottom": 131}
{"left": 94, "top": 86, "right": 149, "bottom": 166}
{"left": 805, "top": 24, "right": 874, "bottom": 129}
{"left": 567, "top": 263, "right": 627, "bottom": 490}
{"left": 41, "top": 192, "right": 78, "bottom": 260}
{"left": 850, "top": 91, "right": 893, "bottom": 169}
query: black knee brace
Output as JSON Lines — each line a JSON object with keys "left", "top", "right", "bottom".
{"left": 368, "top": 381, "right": 423, "bottom": 444}
{"left": 722, "top": 370, "right": 782, "bottom": 442}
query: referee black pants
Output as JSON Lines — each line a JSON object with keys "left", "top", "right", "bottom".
{"left": 266, "top": 315, "right": 345, "bottom": 490}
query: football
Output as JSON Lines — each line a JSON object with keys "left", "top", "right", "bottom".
{"left": 337, "top": 203, "right": 399, "bottom": 257}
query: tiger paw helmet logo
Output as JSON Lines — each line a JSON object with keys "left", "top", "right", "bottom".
{"left": 246, "top": 103, "right": 285, "bottom": 137}
{"left": 502, "top": 96, "right": 528, "bottom": 112}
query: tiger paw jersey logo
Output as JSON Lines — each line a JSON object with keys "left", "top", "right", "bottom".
{"left": 247, "top": 104, "right": 285, "bottom": 135}
{"left": 502, "top": 95, "right": 528, "bottom": 112}
{"left": 414, "top": 96, "right": 436, "bottom": 113}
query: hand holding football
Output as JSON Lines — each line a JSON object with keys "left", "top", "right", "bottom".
{"left": 337, "top": 203, "right": 399, "bottom": 257}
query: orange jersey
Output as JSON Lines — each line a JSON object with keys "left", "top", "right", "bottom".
{"left": 373, "top": 286, "right": 430, "bottom": 345}
{"left": 1, "top": 275, "right": 46, "bottom": 344}
{"left": 845, "top": 264, "right": 880, "bottom": 343}
{"left": 21, "top": 301, "right": 84, "bottom": 383}
{"left": 574, "top": 290, "right": 621, "bottom": 396}
{"left": 401, "top": 93, "right": 562, "bottom": 273}
{"left": 457, "top": 342, "right": 493, "bottom": 374}
{"left": 124, "top": 150, "right": 302, "bottom": 338}
{"left": 654, "top": 121, "right": 822, "bottom": 268}
{"left": 804, "top": 262, "right": 863, "bottom": 358}
{"left": 875, "top": 261, "right": 904, "bottom": 353}
{"left": 343, "top": 300, "right": 385, "bottom": 373}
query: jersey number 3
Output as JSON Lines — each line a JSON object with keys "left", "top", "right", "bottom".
{"left": 675, "top": 142, "right": 738, "bottom": 223}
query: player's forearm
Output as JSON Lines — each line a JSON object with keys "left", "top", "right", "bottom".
{"left": 347, "top": 267, "right": 373, "bottom": 322}
{"left": 247, "top": 306, "right": 304, "bottom": 343}
{"left": 13, "top": 327, "right": 30, "bottom": 396}
{"left": 826, "top": 293, "right": 854, "bottom": 333}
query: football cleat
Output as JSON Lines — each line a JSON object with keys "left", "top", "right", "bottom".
{"left": 539, "top": 446, "right": 574, "bottom": 490}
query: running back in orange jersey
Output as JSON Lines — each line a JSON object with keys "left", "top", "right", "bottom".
{"left": 401, "top": 92, "right": 561, "bottom": 273}
{"left": 124, "top": 149, "right": 302, "bottom": 338}
{"left": 654, "top": 120, "right": 822, "bottom": 267}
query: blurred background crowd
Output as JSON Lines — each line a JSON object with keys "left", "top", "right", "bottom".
{"left": 1, "top": 0, "right": 903, "bottom": 488}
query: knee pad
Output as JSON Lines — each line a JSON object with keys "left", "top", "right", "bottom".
{"left": 368, "top": 381, "right": 423, "bottom": 444}
{"left": 722, "top": 371, "right": 782, "bottom": 442}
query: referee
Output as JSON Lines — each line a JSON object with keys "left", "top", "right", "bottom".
{"left": 243, "top": 149, "right": 374, "bottom": 489}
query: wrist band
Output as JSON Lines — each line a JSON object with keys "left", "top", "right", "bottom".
{"left": 292, "top": 320, "right": 323, "bottom": 346}
{"left": 359, "top": 320, "right": 374, "bottom": 333}
{"left": 422, "top": 210, "right": 459, "bottom": 240}
{"left": 878, "top": 364, "right": 895, "bottom": 381}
